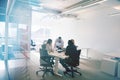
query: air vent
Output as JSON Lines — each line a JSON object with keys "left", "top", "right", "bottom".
{"left": 63, "top": 0, "right": 106, "bottom": 13}
{"left": 60, "top": 13, "right": 77, "bottom": 18}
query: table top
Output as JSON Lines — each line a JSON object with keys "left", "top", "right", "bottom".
{"left": 49, "top": 51, "right": 68, "bottom": 59}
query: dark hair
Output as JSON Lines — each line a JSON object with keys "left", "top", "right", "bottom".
{"left": 58, "top": 37, "right": 61, "bottom": 39}
{"left": 47, "top": 39, "right": 52, "bottom": 44}
{"left": 71, "top": 39, "right": 75, "bottom": 44}
{"left": 68, "top": 40, "right": 74, "bottom": 45}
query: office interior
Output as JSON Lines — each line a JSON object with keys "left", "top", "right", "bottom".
{"left": 0, "top": 0, "right": 120, "bottom": 80}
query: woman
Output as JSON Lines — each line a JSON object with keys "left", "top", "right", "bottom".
{"left": 45, "top": 39, "right": 54, "bottom": 65}
{"left": 46, "top": 39, "right": 54, "bottom": 53}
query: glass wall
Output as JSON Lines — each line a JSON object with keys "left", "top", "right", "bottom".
{"left": 2, "top": 0, "right": 32, "bottom": 80}
{"left": 0, "top": 22, "right": 5, "bottom": 60}
{"left": 7, "top": 23, "right": 30, "bottom": 59}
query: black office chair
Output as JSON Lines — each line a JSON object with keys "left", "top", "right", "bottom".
{"left": 36, "top": 49, "right": 54, "bottom": 78}
{"left": 64, "top": 50, "right": 82, "bottom": 78}
{"left": 31, "top": 40, "right": 36, "bottom": 50}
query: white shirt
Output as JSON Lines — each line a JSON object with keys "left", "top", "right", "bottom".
{"left": 54, "top": 39, "right": 64, "bottom": 49}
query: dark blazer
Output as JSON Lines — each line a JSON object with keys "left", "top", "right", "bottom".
{"left": 65, "top": 43, "right": 79, "bottom": 66}
{"left": 65, "top": 44, "right": 77, "bottom": 58}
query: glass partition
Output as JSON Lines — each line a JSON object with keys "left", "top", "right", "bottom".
{"left": 0, "top": 22, "right": 5, "bottom": 60}
{"left": 4, "top": 0, "right": 32, "bottom": 80}
{"left": 7, "top": 23, "right": 30, "bottom": 59}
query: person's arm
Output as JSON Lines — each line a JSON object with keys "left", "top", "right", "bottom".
{"left": 46, "top": 44, "right": 53, "bottom": 53}
{"left": 65, "top": 46, "right": 69, "bottom": 56}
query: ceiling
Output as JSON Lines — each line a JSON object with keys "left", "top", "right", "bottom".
{"left": 19, "top": 0, "right": 120, "bottom": 15}
{"left": 27, "top": 0, "right": 120, "bottom": 13}
{"left": 0, "top": 0, "right": 120, "bottom": 21}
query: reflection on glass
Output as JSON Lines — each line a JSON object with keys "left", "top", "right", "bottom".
{"left": 0, "top": 22, "right": 5, "bottom": 60}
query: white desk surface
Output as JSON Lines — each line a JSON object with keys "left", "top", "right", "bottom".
{"left": 49, "top": 51, "right": 68, "bottom": 59}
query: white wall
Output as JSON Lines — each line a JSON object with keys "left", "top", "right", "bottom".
{"left": 50, "top": 9, "right": 120, "bottom": 53}
{"left": 44, "top": 13, "right": 120, "bottom": 53}
{"left": 75, "top": 11, "right": 120, "bottom": 53}
{"left": 32, "top": 7, "right": 120, "bottom": 54}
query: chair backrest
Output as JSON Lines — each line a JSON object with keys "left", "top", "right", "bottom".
{"left": 40, "top": 48, "right": 48, "bottom": 57}
{"left": 68, "top": 49, "right": 81, "bottom": 67}
{"left": 31, "top": 40, "right": 36, "bottom": 46}
{"left": 40, "top": 49, "right": 49, "bottom": 65}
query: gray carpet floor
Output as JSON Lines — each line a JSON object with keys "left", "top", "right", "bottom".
{"left": 26, "top": 52, "right": 119, "bottom": 80}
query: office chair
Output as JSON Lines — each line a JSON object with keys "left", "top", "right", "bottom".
{"left": 31, "top": 40, "right": 36, "bottom": 50}
{"left": 36, "top": 49, "right": 54, "bottom": 78}
{"left": 64, "top": 50, "right": 82, "bottom": 78}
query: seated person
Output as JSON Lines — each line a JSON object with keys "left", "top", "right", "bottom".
{"left": 60, "top": 40, "right": 78, "bottom": 71}
{"left": 41, "top": 39, "right": 54, "bottom": 64}
{"left": 54, "top": 37, "right": 64, "bottom": 50}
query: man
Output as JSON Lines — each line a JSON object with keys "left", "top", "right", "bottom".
{"left": 54, "top": 37, "right": 64, "bottom": 50}
{"left": 60, "top": 40, "right": 77, "bottom": 71}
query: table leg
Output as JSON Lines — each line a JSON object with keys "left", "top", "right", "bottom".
{"left": 54, "top": 57, "right": 62, "bottom": 77}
